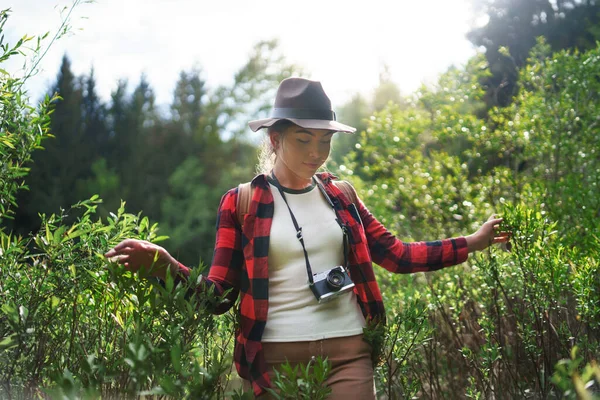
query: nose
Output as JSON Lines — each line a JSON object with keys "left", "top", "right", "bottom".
{"left": 308, "top": 142, "right": 320, "bottom": 159}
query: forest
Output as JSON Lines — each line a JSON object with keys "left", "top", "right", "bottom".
{"left": 1, "top": 0, "right": 599, "bottom": 398}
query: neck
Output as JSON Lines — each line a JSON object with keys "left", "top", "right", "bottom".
{"left": 272, "top": 162, "right": 313, "bottom": 190}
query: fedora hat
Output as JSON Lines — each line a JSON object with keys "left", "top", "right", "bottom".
{"left": 248, "top": 77, "right": 356, "bottom": 133}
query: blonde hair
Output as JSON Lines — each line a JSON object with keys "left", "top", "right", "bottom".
{"left": 256, "top": 120, "right": 294, "bottom": 175}
{"left": 256, "top": 137, "right": 276, "bottom": 175}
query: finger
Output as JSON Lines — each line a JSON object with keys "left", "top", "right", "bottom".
{"left": 488, "top": 217, "right": 503, "bottom": 225}
{"left": 111, "top": 239, "right": 142, "bottom": 252}
{"left": 107, "top": 254, "right": 129, "bottom": 264}
{"left": 492, "top": 237, "right": 510, "bottom": 244}
{"left": 105, "top": 246, "right": 134, "bottom": 257}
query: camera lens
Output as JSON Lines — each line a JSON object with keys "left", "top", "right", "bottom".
{"left": 326, "top": 269, "right": 345, "bottom": 291}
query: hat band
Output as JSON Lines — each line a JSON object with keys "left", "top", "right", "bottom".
{"left": 271, "top": 108, "right": 336, "bottom": 121}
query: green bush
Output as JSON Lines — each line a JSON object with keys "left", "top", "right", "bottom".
{"left": 342, "top": 40, "right": 600, "bottom": 399}
{"left": 0, "top": 196, "right": 237, "bottom": 399}
{"left": 1, "top": 7, "right": 236, "bottom": 399}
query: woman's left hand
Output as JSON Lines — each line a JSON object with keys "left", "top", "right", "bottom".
{"left": 466, "top": 215, "right": 511, "bottom": 252}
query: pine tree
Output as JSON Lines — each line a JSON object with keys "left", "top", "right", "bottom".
{"left": 13, "top": 55, "right": 86, "bottom": 234}
{"left": 81, "top": 67, "right": 109, "bottom": 158}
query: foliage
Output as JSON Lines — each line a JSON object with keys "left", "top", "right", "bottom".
{"left": 0, "top": 8, "right": 57, "bottom": 222}
{"left": 468, "top": 0, "right": 600, "bottom": 108}
{"left": 371, "top": 302, "right": 431, "bottom": 399}
{"left": 7, "top": 37, "right": 299, "bottom": 268}
{"left": 1, "top": 197, "right": 235, "bottom": 399}
{"left": 340, "top": 40, "right": 600, "bottom": 398}
{"left": 329, "top": 67, "right": 405, "bottom": 170}
{"left": 551, "top": 347, "right": 600, "bottom": 399}
{"left": 0, "top": 6, "right": 235, "bottom": 399}
{"left": 264, "top": 357, "right": 332, "bottom": 400}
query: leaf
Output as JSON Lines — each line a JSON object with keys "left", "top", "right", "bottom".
{"left": 170, "top": 345, "right": 182, "bottom": 373}
{"left": 19, "top": 305, "right": 28, "bottom": 322}
{"left": 111, "top": 312, "right": 124, "bottom": 329}
{"left": 165, "top": 269, "right": 174, "bottom": 293}
{"left": 139, "top": 216, "right": 149, "bottom": 232}
{"left": 0, "top": 335, "right": 17, "bottom": 351}
{"left": 1, "top": 139, "right": 14, "bottom": 149}
{"left": 160, "top": 375, "right": 177, "bottom": 396}
{"left": 45, "top": 221, "right": 52, "bottom": 245}
{"left": 53, "top": 226, "right": 67, "bottom": 243}
{"left": 63, "top": 229, "right": 84, "bottom": 242}
{"left": 51, "top": 296, "right": 60, "bottom": 309}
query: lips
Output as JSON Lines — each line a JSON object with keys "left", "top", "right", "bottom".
{"left": 304, "top": 163, "right": 320, "bottom": 168}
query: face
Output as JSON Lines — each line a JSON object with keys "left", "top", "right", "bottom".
{"left": 271, "top": 126, "right": 335, "bottom": 179}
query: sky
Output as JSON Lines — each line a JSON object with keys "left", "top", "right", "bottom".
{"left": 5, "top": 0, "right": 483, "bottom": 109}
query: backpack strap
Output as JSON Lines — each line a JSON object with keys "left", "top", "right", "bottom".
{"left": 334, "top": 180, "right": 359, "bottom": 205}
{"left": 236, "top": 182, "right": 253, "bottom": 227}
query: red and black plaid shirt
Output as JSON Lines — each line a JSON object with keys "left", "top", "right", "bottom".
{"left": 178, "top": 172, "right": 469, "bottom": 396}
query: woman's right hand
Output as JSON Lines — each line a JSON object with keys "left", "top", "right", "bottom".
{"left": 104, "top": 239, "right": 179, "bottom": 281}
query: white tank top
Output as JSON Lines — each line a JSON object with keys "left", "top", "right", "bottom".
{"left": 261, "top": 181, "right": 366, "bottom": 342}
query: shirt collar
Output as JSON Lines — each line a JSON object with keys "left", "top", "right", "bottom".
{"left": 250, "top": 172, "right": 338, "bottom": 188}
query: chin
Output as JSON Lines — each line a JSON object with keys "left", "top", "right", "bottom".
{"left": 301, "top": 165, "right": 322, "bottom": 176}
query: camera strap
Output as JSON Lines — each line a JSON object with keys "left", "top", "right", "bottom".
{"left": 269, "top": 173, "right": 349, "bottom": 286}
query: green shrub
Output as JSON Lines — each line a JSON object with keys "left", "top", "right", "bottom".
{"left": 342, "top": 40, "right": 600, "bottom": 399}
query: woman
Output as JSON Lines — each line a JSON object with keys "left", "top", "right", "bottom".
{"left": 104, "top": 77, "right": 510, "bottom": 398}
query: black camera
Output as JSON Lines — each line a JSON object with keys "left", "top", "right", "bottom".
{"left": 309, "top": 266, "right": 355, "bottom": 303}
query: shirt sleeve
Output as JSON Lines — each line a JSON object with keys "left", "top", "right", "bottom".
{"left": 176, "top": 188, "right": 243, "bottom": 314}
{"left": 356, "top": 194, "right": 469, "bottom": 273}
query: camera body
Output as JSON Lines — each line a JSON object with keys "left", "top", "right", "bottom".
{"left": 309, "top": 266, "right": 355, "bottom": 303}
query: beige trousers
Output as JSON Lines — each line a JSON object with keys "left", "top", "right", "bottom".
{"left": 243, "top": 334, "right": 376, "bottom": 399}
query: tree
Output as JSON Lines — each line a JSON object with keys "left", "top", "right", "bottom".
{"left": 80, "top": 67, "right": 109, "bottom": 158}
{"left": 373, "top": 64, "right": 404, "bottom": 112}
{"left": 13, "top": 55, "right": 86, "bottom": 234}
{"left": 329, "top": 66, "right": 404, "bottom": 171}
{"left": 116, "top": 75, "right": 164, "bottom": 217}
{"left": 468, "top": 0, "right": 600, "bottom": 108}
{"left": 0, "top": 9, "right": 57, "bottom": 225}
{"left": 215, "top": 39, "right": 302, "bottom": 139}
{"left": 329, "top": 93, "right": 370, "bottom": 170}
{"left": 170, "top": 68, "right": 205, "bottom": 137}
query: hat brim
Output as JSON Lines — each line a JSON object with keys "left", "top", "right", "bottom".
{"left": 248, "top": 118, "right": 356, "bottom": 134}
